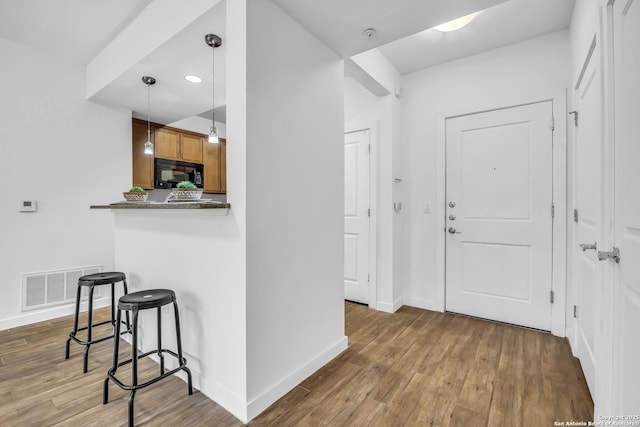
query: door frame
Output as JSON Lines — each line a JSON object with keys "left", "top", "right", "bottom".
{"left": 345, "top": 121, "right": 378, "bottom": 309}
{"left": 434, "top": 94, "right": 568, "bottom": 337}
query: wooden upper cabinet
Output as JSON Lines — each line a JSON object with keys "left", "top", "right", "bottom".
{"left": 220, "top": 139, "right": 227, "bottom": 193}
{"left": 203, "top": 138, "right": 223, "bottom": 193}
{"left": 154, "top": 127, "right": 180, "bottom": 161}
{"left": 155, "top": 127, "right": 203, "bottom": 163}
{"left": 180, "top": 133, "right": 203, "bottom": 164}
{"left": 132, "top": 120, "right": 154, "bottom": 190}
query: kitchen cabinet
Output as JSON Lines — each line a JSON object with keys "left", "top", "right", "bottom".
{"left": 203, "top": 138, "right": 227, "bottom": 194}
{"left": 180, "top": 133, "right": 204, "bottom": 164}
{"left": 154, "top": 127, "right": 203, "bottom": 163}
{"left": 154, "top": 127, "right": 181, "bottom": 161}
{"left": 132, "top": 119, "right": 154, "bottom": 190}
{"left": 132, "top": 119, "right": 226, "bottom": 194}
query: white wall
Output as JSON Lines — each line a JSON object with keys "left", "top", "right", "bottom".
{"left": 401, "top": 30, "right": 571, "bottom": 310}
{"left": 244, "top": 0, "right": 347, "bottom": 419}
{"left": 344, "top": 77, "right": 406, "bottom": 312}
{"left": 0, "top": 37, "right": 131, "bottom": 328}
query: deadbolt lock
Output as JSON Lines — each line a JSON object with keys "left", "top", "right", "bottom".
{"left": 448, "top": 201, "right": 456, "bottom": 208}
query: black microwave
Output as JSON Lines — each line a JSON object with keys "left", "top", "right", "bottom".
{"left": 154, "top": 158, "right": 204, "bottom": 189}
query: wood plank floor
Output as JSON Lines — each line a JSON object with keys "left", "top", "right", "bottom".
{"left": 0, "top": 302, "right": 593, "bottom": 426}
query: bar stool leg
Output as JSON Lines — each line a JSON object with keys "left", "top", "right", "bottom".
{"left": 128, "top": 389, "right": 137, "bottom": 427}
{"left": 103, "top": 308, "right": 122, "bottom": 405}
{"left": 83, "top": 286, "right": 95, "bottom": 373}
{"left": 173, "top": 300, "right": 193, "bottom": 394}
{"left": 65, "top": 283, "right": 82, "bottom": 360}
{"left": 157, "top": 307, "right": 164, "bottom": 375}
{"left": 122, "top": 278, "right": 131, "bottom": 332}
{"left": 110, "top": 283, "right": 115, "bottom": 326}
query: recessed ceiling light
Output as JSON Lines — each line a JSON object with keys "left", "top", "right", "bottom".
{"left": 433, "top": 12, "right": 479, "bottom": 32}
{"left": 184, "top": 75, "right": 202, "bottom": 83}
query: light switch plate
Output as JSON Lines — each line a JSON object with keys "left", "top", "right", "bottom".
{"left": 19, "top": 200, "right": 37, "bottom": 212}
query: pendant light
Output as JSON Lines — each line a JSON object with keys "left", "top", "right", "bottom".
{"left": 142, "top": 76, "right": 156, "bottom": 155}
{"left": 205, "top": 34, "right": 222, "bottom": 144}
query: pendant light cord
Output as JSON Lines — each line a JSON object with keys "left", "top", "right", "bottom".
{"left": 147, "top": 82, "right": 151, "bottom": 141}
{"left": 211, "top": 41, "right": 215, "bottom": 126}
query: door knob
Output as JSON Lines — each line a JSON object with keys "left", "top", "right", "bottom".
{"left": 448, "top": 227, "right": 461, "bottom": 234}
{"left": 579, "top": 242, "right": 597, "bottom": 251}
{"left": 448, "top": 201, "right": 456, "bottom": 208}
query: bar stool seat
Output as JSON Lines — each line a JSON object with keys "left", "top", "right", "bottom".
{"left": 103, "top": 288, "right": 192, "bottom": 427}
{"left": 65, "top": 271, "right": 130, "bottom": 373}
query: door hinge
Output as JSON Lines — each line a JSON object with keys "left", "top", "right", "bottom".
{"left": 368, "top": 144, "right": 371, "bottom": 153}
{"left": 573, "top": 305, "right": 578, "bottom": 318}
{"left": 368, "top": 273, "right": 370, "bottom": 282}
{"left": 550, "top": 290, "right": 555, "bottom": 304}
{"left": 368, "top": 208, "right": 371, "bottom": 217}
{"left": 573, "top": 209, "right": 579, "bottom": 223}
{"left": 550, "top": 116, "right": 555, "bottom": 131}
{"left": 551, "top": 204, "right": 555, "bottom": 218}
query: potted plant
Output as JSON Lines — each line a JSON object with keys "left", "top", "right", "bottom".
{"left": 123, "top": 186, "right": 149, "bottom": 202}
{"left": 171, "top": 181, "right": 203, "bottom": 200}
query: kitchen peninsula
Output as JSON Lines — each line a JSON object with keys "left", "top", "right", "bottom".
{"left": 90, "top": 201, "right": 231, "bottom": 211}
{"left": 89, "top": 197, "right": 248, "bottom": 418}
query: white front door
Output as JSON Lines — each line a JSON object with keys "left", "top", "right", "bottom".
{"left": 612, "top": 0, "right": 640, "bottom": 412}
{"left": 573, "top": 38, "right": 603, "bottom": 398}
{"left": 445, "top": 102, "right": 554, "bottom": 331}
{"left": 344, "top": 130, "right": 370, "bottom": 304}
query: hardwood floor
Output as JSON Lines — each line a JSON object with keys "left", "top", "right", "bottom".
{"left": 0, "top": 302, "right": 593, "bottom": 426}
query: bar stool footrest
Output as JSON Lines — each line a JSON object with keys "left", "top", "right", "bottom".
{"left": 67, "top": 321, "right": 132, "bottom": 346}
{"left": 107, "top": 349, "right": 190, "bottom": 391}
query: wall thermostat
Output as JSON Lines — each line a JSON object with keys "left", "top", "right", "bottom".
{"left": 19, "top": 200, "right": 37, "bottom": 212}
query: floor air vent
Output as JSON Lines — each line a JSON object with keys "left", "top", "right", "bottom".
{"left": 22, "top": 266, "right": 102, "bottom": 312}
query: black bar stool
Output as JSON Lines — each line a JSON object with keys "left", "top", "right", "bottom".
{"left": 65, "top": 271, "right": 130, "bottom": 373}
{"left": 103, "top": 289, "right": 193, "bottom": 427}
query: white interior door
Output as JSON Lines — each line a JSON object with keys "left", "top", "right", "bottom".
{"left": 445, "top": 102, "right": 553, "bottom": 331}
{"left": 344, "top": 130, "right": 370, "bottom": 304}
{"left": 573, "top": 39, "right": 603, "bottom": 398}
{"left": 612, "top": 0, "right": 640, "bottom": 412}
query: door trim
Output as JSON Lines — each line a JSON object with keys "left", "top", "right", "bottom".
{"left": 345, "top": 121, "right": 378, "bottom": 309}
{"left": 435, "top": 95, "right": 568, "bottom": 337}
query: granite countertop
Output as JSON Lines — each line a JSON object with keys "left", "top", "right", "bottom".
{"left": 90, "top": 201, "right": 231, "bottom": 210}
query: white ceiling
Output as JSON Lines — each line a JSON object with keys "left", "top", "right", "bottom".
{"left": 0, "top": 0, "right": 154, "bottom": 64}
{"left": 0, "top": 0, "right": 575, "bottom": 125}
{"left": 91, "top": 3, "right": 227, "bottom": 127}
{"left": 378, "top": 0, "right": 575, "bottom": 75}
{"left": 271, "top": 0, "right": 508, "bottom": 57}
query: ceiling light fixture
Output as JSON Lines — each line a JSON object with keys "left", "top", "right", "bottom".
{"left": 432, "top": 12, "right": 479, "bottom": 32}
{"left": 142, "top": 76, "right": 156, "bottom": 155}
{"left": 205, "top": 33, "right": 222, "bottom": 144}
{"left": 184, "top": 75, "right": 202, "bottom": 83}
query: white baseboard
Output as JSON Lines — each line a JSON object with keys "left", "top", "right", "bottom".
{"left": 0, "top": 297, "right": 110, "bottom": 330}
{"left": 403, "top": 297, "right": 441, "bottom": 312}
{"left": 143, "top": 335, "right": 348, "bottom": 424}
{"left": 246, "top": 335, "right": 349, "bottom": 422}
{"left": 377, "top": 297, "right": 404, "bottom": 313}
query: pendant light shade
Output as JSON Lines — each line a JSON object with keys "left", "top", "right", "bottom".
{"left": 142, "top": 76, "right": 156, "bottom": 155}
{"left": 205, "top": 33, "right": 222, "bottom": 144}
